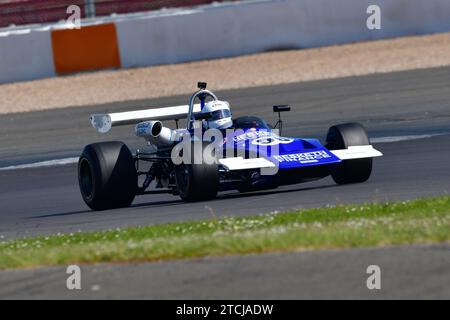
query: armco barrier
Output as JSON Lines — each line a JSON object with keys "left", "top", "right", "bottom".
{"left": 0, "top": 0, "right": 233, "bottom": 28}
{"left": 1, "top": 0, "right": 450, "bottom": 84}
{"left": 0, "top": 28, "right": 56, "bottom": 83}
{"left": 116, "top": 0, "right": 450, "bottom": 68}
{"left": 51, "top": 23, "right": 121, "bottom": 74}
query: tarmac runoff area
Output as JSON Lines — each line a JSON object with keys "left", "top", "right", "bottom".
{"left": 1, "top": 32, "right": 450, "bottom": 114}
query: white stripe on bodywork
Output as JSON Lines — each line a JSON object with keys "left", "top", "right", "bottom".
{"left": 330, "top": 145, "right": 383, "bottom": 161}
{"left": 219, "top": 157, "right": 276, "bottom": 171}
{"left": 4, "top": 133, "right": 445, "bottom": 172}
{"left": 0, "top": 146, "right": 381, "bottom": 172}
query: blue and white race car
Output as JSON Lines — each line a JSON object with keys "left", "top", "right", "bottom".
{"left": 79, "top": 82, "right": 382, "bottom": 211}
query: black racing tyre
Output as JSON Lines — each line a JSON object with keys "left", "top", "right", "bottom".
{"left": 78, "top": 141, "right": 137, "bottom": 211}
{"left": 175, "top": 142, "right": 219, "bottom": 202}
{"left": 326, "top": 123, "right": 373, "bottom": 185}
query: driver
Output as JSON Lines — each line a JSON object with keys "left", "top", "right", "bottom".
{"left": 200, "top": 100, "right": 233, "bottom": 130}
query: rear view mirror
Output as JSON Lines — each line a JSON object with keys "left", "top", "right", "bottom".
{"left": 198, "top": 82, "right": 207, "bottom": 89}
{"left": 272, "top": 105, "right": 291, "bottom": 135}
{"left": 273, "top": 105, "right": 291, "bottom": 113}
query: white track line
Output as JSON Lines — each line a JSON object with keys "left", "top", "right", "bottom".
{"left": 0, "top": 157, "right": 78, "bottom": 171}
{"left": 0, "top": 133, "right": 446, "bottom": 172}
{"left": 370, "top": 133, "right": 445, "bottom": 144}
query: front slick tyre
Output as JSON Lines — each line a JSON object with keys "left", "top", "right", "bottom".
{"left": 326, "top": 123, "right": 373, "bottom": 185}
{"left": 175, "top": 142, "right": 219, "bottom": 202}
{"left": 78, "top": 141, "right": 137, "bottom": 211}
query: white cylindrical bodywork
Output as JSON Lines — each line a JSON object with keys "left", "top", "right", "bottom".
{"left": 135, "top": 121, "right": 178, "bottom": 146}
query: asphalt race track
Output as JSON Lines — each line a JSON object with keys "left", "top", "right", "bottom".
{"left": 0, "top": 134, "right": 449, "bottom": 240}
{"left": 1, "top": 67, "right": 450, "bottom": 299}
{"left": 1, "top": 66, "right": 450, "bottom": 239}
{"left": 1, "top": 245, "right": 449, "bottom": 300}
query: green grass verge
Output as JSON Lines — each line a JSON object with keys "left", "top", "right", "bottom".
{"left": 1, "top": 196, "right": 450, "bottom": 270}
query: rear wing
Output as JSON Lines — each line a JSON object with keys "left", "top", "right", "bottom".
{"left": 90, "top": 104, "right": 201, "bottom": 133}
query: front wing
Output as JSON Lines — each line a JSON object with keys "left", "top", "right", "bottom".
{"left": 219, "top": 145, "right": 382, "bottom": 171}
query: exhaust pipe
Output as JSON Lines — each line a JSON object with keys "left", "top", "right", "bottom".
{"left": 135, "top": 121, "right": 177, "bottom": 146}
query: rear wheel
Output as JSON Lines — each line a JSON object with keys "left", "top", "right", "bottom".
{"left": 175, "top": 142, "right": 219, "bottom": 202}
{"left": 78, "top": 141, "right": 137, "bottom": 210}
{"left": 326, "top": 123, "right": 373, "bottom": 185}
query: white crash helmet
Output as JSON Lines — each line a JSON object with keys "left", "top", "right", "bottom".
{"left": 201, "top": 100, "right": 233, "bottom": 130}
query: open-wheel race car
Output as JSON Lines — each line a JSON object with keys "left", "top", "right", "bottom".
{"left": 78, "top": 82, "right": 382, "bottom": 211}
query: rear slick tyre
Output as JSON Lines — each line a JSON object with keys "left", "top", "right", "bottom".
{"left": 78, "top": 141, "right": 137, "bottom": 211}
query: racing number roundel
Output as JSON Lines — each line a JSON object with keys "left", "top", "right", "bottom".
{"left": 251, "top": 136, "right": 294, "bottom": 146}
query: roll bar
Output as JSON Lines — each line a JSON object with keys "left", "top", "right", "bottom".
{"left": 187, "top": 82, "right": 218, "bottom": 130}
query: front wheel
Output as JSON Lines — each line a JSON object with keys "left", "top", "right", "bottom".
{"left": 326, "top": 123, "right": 373, "bottom": 185}
{"left": 175, "top": 142, "right": 219, "bottom": 202}
{"left": 78, "top": 141, "right": 137, "bottom": 211}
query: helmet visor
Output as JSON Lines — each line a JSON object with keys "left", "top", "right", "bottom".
{"left": 210, "top": 109, "right": 231, "bottom": 121}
